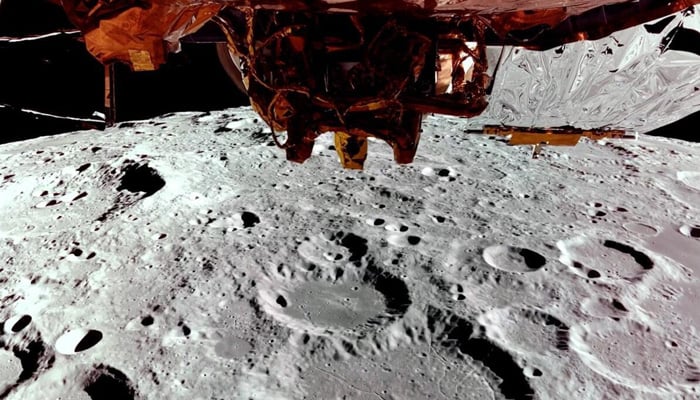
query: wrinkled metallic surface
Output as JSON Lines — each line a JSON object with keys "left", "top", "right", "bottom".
{"left": 59, "top": 0, "right": 700, "bottom": 69}
{"left": 172, "top": 0, "right": 685, "bottom": 15}
{"left": 464, "top": 7, "right": 700, "bottom": 134}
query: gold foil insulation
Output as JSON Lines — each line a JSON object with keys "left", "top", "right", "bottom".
{"left": 226, "top": 11, "right": 488, "bottom": 166}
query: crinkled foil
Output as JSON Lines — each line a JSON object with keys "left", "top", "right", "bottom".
{"left": 468, "top": 7, "right": 700, "bottom": 134}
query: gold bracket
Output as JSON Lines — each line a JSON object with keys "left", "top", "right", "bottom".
{"left": 484, "top": 125, "right": 632, "bottom": 158}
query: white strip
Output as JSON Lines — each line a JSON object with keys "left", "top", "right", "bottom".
{"left": 0, "top": 103, "right": 104, "bottom": 124}
{"left": 0, "top": 30, "right": 81, "bottom": 43}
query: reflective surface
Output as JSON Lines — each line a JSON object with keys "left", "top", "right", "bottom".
{"left": 469, "top": 7, "right": 700, "bottom": 134}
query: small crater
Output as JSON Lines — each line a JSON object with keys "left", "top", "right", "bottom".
{"left": 202, "top": 260, "right": 214, "bottom": 272}
{"left": 181, "top": 325, "right": 191, "bottom": 336}
{"left": 215, "top": 126, "right": 232, "bottom": 133}
{"left": 117, "top": 164, "right": 165, "bottom": 198}
{"left": 680, "top": 224, "right": 700, "bottom": 238}
{"left": 587, "top": 270, "right": 601, "bottom": 279}
{"left": 76, "top": 163, "right": 91, "bottom": 173}
{"left": 4, "top": 315, "right": 32, "bottom": 333}
{"left": 84, "top": 365, "right": 137, "bottom": 400}
{"left": 276, "top": 295, "right": 288, "bottom": 308}
{"left": 483, "top": 245, "right": 546, "bottom": 273}
{"left": 72, "top": 192, "right": 88, "bottom": 202}
{"left": 55, "top": 329, "right": 103, "bottom": 355}
{"left": 407, "top": 236, "right": 421, "bottom": 245}
{"left": 141, "top": 316, "right": 154, "bottom": 327}
{"left": 35, "top": 199, "right": 62, "bottom": 208}
{"left": 241, "top": 212, "right": 260, "bottom": 228}
{"left": 624, "top": 222, "right": 658, "bottom": 236}
{"left": 611, "top": 299, "right": 628, "bottom": 312}
{"left": 677, "top": 171, "right": 700, "bottom": 191}
{"left": 373, "top": 218, "right": 385, "bottom": 226}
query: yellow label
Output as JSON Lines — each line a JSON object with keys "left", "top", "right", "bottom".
{"left": 128, "top": 49, "right": 155, "bottom": 71}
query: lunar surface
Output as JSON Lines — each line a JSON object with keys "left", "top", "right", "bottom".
{"left": 0, "top": 107, "right": 698, "bottom": 399}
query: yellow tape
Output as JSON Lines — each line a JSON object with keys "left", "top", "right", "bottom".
{"left": 128, "top": 49, "right": 156, "bottom": 71}
{"left": 334, "top": 132, "right": 368, "bottom": 170}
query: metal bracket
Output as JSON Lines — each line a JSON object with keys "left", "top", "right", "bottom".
{"left": 104, "top": 63, "right": 116, "bottom": 127}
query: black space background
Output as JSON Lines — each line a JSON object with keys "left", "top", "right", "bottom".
{"left": 0, "top": 0, "right": 698, "bottom": 145}
{"left": 0, "top": 0, "right": 248, "bottom": 144}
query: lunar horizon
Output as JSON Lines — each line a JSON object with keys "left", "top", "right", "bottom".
{"left": 0, "top": 108, "right": 698, "bottom": 399}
